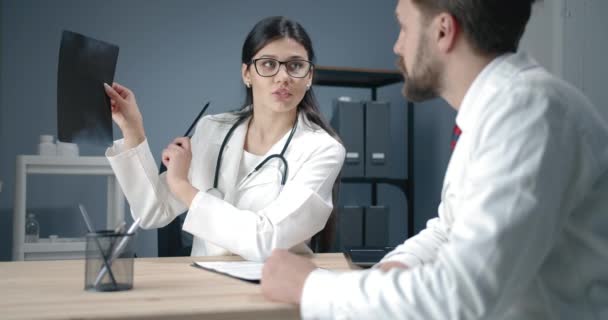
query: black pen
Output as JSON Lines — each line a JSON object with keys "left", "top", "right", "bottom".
{"left": 160, "top": 101, "right": 211, "bottom": 173}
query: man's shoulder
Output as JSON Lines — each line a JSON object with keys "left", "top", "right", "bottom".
{"left": 482, "top": 53, "right": 607, "bottom": 146}
{"left": 484, "top": 52, "right": 588, "bottom": 116}
{"left": 502, "top": 52, "right": 582, "bottom": 102}
{"left": 509, "top": 63, "right": 593, "bottom": 122}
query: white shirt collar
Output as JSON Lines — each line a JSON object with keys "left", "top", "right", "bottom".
{"left": 455, "top": 52, "right": 540, "bottom": 132}
{"left": 455, "top": 53, "right": 511, "bottom": 132}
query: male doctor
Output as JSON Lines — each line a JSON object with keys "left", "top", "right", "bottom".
{"left": 260, "top": 0, "right": 608, "bottom": 319}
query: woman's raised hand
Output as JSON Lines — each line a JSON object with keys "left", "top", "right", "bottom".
{"left": 104, "top": 82, "right": 145, "bottom": 149}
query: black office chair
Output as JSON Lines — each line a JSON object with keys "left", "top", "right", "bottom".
{"left": 157, "top": 214, "right": 192, "bottom": 257}
{"left": 156, "top": 164, "right": 192, "bottom": 257}
{"left": 310, "top": 174, "right": 341, "bottom": 253}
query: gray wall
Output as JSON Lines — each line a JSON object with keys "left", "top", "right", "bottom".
{"left": 562, "top": 0, "right": 608, "bottom": 121}
{"left": 4, "top": 1, "right": 597, "bottom": 261}
{"left": 1, "top": 0, "right": 459, "bottom": 259}
{"left": 519, "top": 0, "right": 562, "bottom": 74}
{"left": 520, "top": 0, "right": 607, "bottom": 121}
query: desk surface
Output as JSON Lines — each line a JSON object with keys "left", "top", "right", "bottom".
{"left": 0, "top": 253, "right": 352, "bottom": 320}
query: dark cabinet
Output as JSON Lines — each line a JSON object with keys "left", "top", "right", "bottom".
{"left": 314, "top": 66, "right": 415, "bottom": 249}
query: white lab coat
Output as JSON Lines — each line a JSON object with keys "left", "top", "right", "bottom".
{"left": 301, "top": 52, "right": 608, "bottom": 319}
{"left": 106, "top": 112, "right": 345, "bottom": 261}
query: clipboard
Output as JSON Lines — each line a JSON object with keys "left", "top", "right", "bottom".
{"left": 191, "top": 261, "right": 262, "bottom": 284}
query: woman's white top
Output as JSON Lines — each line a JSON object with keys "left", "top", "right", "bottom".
{"left": 106, "top": 112, "right": 345, "bottom": 262}
{"left": 233, "top": 150, "right": 265, "bottom": 210}
{"left": 238, "top": 150, "right": 263, "bottom": 182}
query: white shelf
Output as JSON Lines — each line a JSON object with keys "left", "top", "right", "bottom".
{"left": 16, "top": 155, "right": 115, "bottom": 175}
{"left": 23, "top": 238, "right": 87, "bottom": 261}
{"left": 23, "top": 239, "right": 86, "bottom": 253}
{"left": 12, "top": 155, "right": 125, "bottom": 261}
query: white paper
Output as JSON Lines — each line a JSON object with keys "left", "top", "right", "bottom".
{"left": 194, "top": 261, "right": 263, "bottom": 281}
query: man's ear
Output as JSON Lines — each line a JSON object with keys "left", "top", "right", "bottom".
{"left": 435, "top": 13, "right": 458, "bottom": 53}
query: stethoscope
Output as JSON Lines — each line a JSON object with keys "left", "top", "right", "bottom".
{"left": 158, "top": 102, "right": 297, "bottom": 200}
{"left": 206, "top": 111, "right": 298, "bottom": 199}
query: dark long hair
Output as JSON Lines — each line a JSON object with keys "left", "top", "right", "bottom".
{"left": 236, "top": 16, "right": 342, "bottom": 251}
{"left": 235, "top": 16, "right": 340, "bottom": 143}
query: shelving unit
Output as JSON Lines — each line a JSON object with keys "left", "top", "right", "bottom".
{"left": 12, "top": 155, "right": 125, "bottom": 261}
{"left": 314, "top": 66, "right": 415, "bottom": 239}
{"left": 315, "top": 66, "right": 404, "bottom": 100}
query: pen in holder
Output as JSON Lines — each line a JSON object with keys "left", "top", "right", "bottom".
{"left": 79, "top": 204, "right": 139, "bottom": 292}
{"left": 85, "top": 230, "right": 135, "bottom": 291}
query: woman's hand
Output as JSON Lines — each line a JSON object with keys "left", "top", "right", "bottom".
{"left": 162, "top": 137, "right": 198, "bottom": 206}
{"left": 103, "top": 82, "right": 145, "bottom": 149}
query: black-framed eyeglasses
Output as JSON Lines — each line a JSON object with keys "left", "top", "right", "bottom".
{"left": 250, "top": 58, "right": 313, "bottom": 78}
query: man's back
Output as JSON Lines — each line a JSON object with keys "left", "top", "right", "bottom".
{"left": 446, "top": 52, "right": 608, "bottom": 318}
{"left": 370, "top": 52, "right": 608, "bottom": 319}
{"left": 504, "top": 54, "right": 608, "bottom": 319}
{"left": 259, "top": 2, "right": 608, "bottom": 317}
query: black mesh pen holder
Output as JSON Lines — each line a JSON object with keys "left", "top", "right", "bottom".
{"left": 84, "top": 230, "right": 135, "bottom": 292}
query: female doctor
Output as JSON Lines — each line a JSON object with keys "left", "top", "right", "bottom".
{"left": 103, "top": 16, "right": 345, "bottom": 261}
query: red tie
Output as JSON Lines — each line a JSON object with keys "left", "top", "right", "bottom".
{"left": 450, "top": 124, "right": 462, "bottom": 150}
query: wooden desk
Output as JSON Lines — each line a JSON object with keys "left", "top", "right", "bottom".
{"left": 0, "top": 253, "right": 352, "bottom": 320}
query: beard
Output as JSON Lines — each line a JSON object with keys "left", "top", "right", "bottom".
{"left": 396, "top": 32, "right": 443, "bottom": 102}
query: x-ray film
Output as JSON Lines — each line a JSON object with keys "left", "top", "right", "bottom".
{"left": 57, "top": 30, "right": 119, "bottom": 146}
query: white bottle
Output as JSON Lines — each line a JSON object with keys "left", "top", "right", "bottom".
{"left": 56, "top": 141, "right": 79, "bottom": 157}
{"left": 38, "top": 135, "right": 57, "bottom": 156}
{"left": 25, "top": 213, "right": 40, "bottom": 243}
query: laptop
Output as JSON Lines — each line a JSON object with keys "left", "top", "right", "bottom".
{"left": 344, "top": 246, "right": 395, "bottom": 268}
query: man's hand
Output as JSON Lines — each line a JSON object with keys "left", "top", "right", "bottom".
{"left": 377, "top": 261, "right": 409, "bottom": 272}
{"left": 261, "top": 249, "right": 317, "bottom": 304}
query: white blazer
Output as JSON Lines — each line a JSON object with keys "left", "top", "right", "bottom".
{"left": 300, "top": 52, "right": 608, "bottom": 319}
{"left": 106, "top": 112, "right": 345, "bottom": 261}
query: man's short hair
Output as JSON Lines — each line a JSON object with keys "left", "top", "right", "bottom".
{"left": 413, "top": 0, "right": 539, "bottom": 54}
